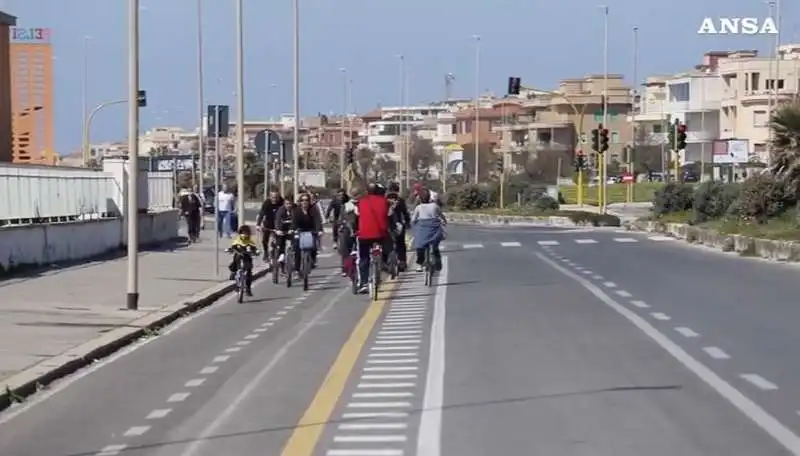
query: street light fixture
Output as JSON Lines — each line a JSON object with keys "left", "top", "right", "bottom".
{"left": 472, "top": 34, "right": 480, "bottom": 184}
{"left": 235, "top": 0, "right": 245, "bottom": 217}
{"left": 292, "top": 0, "right": 300, "bottom": 199}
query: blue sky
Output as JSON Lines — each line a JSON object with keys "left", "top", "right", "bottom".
{"left": 2, "top": 0, "right": 793, "bottom": 154}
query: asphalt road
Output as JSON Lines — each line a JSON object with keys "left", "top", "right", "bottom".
{"left": 1, "top": 224, "right": 799, "bottom": 455}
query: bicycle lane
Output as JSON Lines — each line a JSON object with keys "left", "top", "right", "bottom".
{"left": 0, "top": 252, "right": 368, "bottom": 456}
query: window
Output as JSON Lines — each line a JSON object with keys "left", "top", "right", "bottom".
{"left": 611, "top": 131, "right": 620, "bottom": 143}
{"left": 751, "top": 72, "right": 760, "bottom": 91}
{"left": 652, "top": 124, "right": 663, "bottom": 134}
{"left": 766, "top": 79, "right": 785, "bottom": 90}
{"left": 753, "top": 110, "right": 768, "bottom": 127}
{"left": 668, "top": 82, "right": 690, "bottom": 102}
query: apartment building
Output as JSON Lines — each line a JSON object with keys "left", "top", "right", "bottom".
{"left": 360, "top": 105, "right": 453, "bottom": 155}
{"left": 497, "top": 74, "right": 633, "bottom": 159}
{"left": 0, "top": 12, "right": 14, "bottom": 163}
{"left": 718, "top": 46, "right": 800, "bottom": 163}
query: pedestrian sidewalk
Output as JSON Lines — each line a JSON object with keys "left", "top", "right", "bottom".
{"left": 0, "top": 229, "right": 251, "bottom": 398}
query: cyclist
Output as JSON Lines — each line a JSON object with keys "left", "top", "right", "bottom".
{"left": 411, "top": 182, "right": 440, "bottom": 206}
{"left": 256, "top": 190, "right": 283, "bottom": 262}
{"left": 290, "top": 193, "right": 324, "bottom": 270}
{"left": 386, "top": 183, "right": 410, "bottom": 271}
{"left": 274, "top": 196, "right": 296, "bottom": 272}
{"left": 355, "top": 183, "right": 390, "bottom": 293}
{"left": 227, "top": 225, "right": 260, "bottom": 296}
{"left": 411, "top": 188, "right": 445, "bottom": 272}
{"left": 326, "top": 189, "right": 349, "bottom": 250}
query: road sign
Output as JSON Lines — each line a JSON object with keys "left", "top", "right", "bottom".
{"left": 137, "top": 90, "right": 147, "bottom": 107}
{"left": 206, "top": 105, "right": 229, "bottom": 138}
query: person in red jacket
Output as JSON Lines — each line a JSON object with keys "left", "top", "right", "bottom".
{"left": 355, "top": 182, "right": 390, "bottom": 293}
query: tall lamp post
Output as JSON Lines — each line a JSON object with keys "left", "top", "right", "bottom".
{"left": 292, "top": 0, "right": 300, "bottom": 199}
{"left": 472, "top": 34, "right": 480, "bottom": 184}
{"left": 234, "top": 0, "right": 245, "bottom": 217}
{"left": 599, "top": 5, "right": 609, "bottom": 214}
{"left": 196, "top": 0, "right": 206, "bottom": 193}
{"left": 126, "top": 0, "right": 141, "bottom": 310}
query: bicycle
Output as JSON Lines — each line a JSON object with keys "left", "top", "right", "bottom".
{"left": 423, "top": 243, "right": 436, "bottom": 287}
{"left": 297, "top": 231, "right": 316, "bottom": 291}
{"left": 226, "top": 247, "right": 256, "bottom": 303}
{"left": 369, "top": 243, "right": 383, "bottom": 301}
{"left": 277, "top": 230, "right": 296, "bottom": 288}
{"left": 386, "top": 232, "right": 399, "bottom": 280}
{"left": 269, "top": 235, "right": 280, "bottom": 284}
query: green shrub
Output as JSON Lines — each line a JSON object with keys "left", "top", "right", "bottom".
{"left": 533, "top": 195, "right": 559, "bottom": 212}
{"left": 566, "top": 211, "right": 621, "bottom": 227}
{"left": 728, "top": 173, "right": 794, "bottom": 222}
{"left": 693, "top": 181, "right": 740, "bottom": 223}
{"left": 652, "top": 183, "right": 694, "bottom": 215}
{"left": 444, "top": 184, "right": 491, "bottom": 211}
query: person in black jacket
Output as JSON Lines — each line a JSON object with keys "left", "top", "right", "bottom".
{"left": 386, "top": 182, "right": 411, "bottom": 270}
{"left": 178, "top": 186, "right": 203, "bottom": 242}
{"left": 256, "top": 190, "right": 284, "bottom": 261}
{"left": 325, "top": 189, "right": 349, "bottom": 249}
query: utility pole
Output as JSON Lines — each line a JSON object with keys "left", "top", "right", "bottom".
{"left": 398, "top": 54, "right": 405, "bottom": 193}
{"left": 195, "top": 0, "right": 205, "bottom": 194}
{"left": 126, "top": 0, "right": 140, "bottom": 310}
{"left": 628, "top": 25, "right": 638, "bottom": 204}
{"left": 473, "top": 34, "right": 481, "bottom": 184}
{"left": 81, "top": 36, "right": 90, "bottom": 167}
{"left": 292, "top": 0, "right": 300, "bottom": 199}
{"left": 600, "top": 6, "right": 609, "bottom": 214}
{"left": 234, "top": 0, "right": 245, "bottom": 217}
{"left": 339, "top": 68, "right": 347, "bottom": 187}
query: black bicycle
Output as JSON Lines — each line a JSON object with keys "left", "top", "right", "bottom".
{"left": 269, "top": 235, "right": 280, "bottom": 284}
{"left": 387, "top": 233, "right": 399, "bottom": 280}
{"left": 277, "top": 230, "right": 296, "bottom": 288}
{"left": 369, "top": 243, "right": 383, "bottom": 301}
{"left": 297, "top": 232, "right": 315, "bottom": 291}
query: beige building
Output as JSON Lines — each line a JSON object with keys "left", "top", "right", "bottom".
{"left": 497, "top": 74, "right": 633, "bottom": 162}
{"left": 718, "top": 45, "right": 800, "bottom": 162}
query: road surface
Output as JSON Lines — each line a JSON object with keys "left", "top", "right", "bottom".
{"left": 0, "top": 225, "right": 798, "bottom": 455}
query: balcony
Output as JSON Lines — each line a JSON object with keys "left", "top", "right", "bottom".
{"left": 740, "top": 89, "right": 797, "bottom": 104}
{"left": 368, "top": 134, "right": 397, "bottom": 144}
{"left": 687, "top": 130, "right": 716, "bottom": 142}
{"left": 433, "top": 133, "right": 456, "bottom": 144}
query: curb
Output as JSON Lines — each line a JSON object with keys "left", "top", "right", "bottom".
{"left": 444, "top": 213, "right": 577, "bottom": 227}
{"left": 0, "top": 265, "right": 269, "bottom": 412}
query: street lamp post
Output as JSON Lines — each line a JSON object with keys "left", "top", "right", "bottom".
{"left": 81, "top": 36, "right": 91, "bottom": 167}
{"left": 292, "top": 0, "right": 300, "bottom": 199}
{"left": 196, "top": 0, "right": 206, "bottom": 194}
{"left": 340, "top": 67, "right": 347, "bottom": 185}
{"left": 473, "top": 34, "right": 480, "bottom": 184}
{"left": 600, "top": 5, "right": 609, "bottom": 214}
{"left": 84, "top": 100, "right": 127, "bottom": 155}
{"left": 397, "top": 54, "right": 405, "bottom": 192}
{"left": 235, "top": 0, "right": 245, "bottom": 218}
{"left": 126, "top": 0, "right": 141, "bottom": 311}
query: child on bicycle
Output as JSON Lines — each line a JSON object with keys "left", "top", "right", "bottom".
{"left": 411, "top": 189, "right": 446, "bottom": 272}
{"left": 227, "top": 225, "right": 260, "bottom": 295}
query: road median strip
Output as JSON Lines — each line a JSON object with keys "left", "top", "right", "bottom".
{"left": 0, "top": 265, "right": 270, "bottom": 412}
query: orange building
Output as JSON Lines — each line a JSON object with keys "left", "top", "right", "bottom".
{"left": 0, "top": 13, "right": 16, "bottom": 162}
{"left": 10, "top": 26, "right": 54, "bottom": 164}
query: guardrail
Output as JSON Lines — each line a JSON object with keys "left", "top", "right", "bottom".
{"left": 0, "top": 163, "right": 175, "bottom": 226}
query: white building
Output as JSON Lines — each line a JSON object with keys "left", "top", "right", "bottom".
{"left": 361, "top": 104, "right": 453, "bottom": 156}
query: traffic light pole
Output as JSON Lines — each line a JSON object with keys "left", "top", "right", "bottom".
{"left": 577, "top": 169, "right": 584, "bottom": 207}
{"left": 673, "top": 123, "right": 680, "bottom": 183}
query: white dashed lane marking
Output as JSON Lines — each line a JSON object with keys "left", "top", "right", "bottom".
{"left": 500, "top": 241, "right": 522, "bottom": 247}
{"left": 200, "top": 366, "right": 218, "bottom": 374}
{"left": 650, "top": 312, "right": 671, "bottom": 321}
{"left": 538, "top": 240, "right": 560, "bottom": 246}
{"left": 602, "top": 281, "right": 617, "bottom": 288}
{"left": 96, "top": 444, "right": 127, "bottom": 455}
{"left": 630, "top": 300, "right": 650, "bottom": 308}
{"left": 167, "top": 392, "right": 191, "bottom": 403}
{"left": 613, "top": 237, "right": 638, "bottom": 243}
{"left": 740, "top": 374, "right": 779, "bottom": 391}
{"left": 675, "top": 327, "right": 699, "bottom": 338}
{"left": 184, "top": 378, "right": 206, "bottom": 387}
{"left": 145, "top": 409, "right": 171, "bottom": 420}
{"left": 123, "top": 426, "right": 150, "bottom": 437}
{"left": 704, "top": 347, "right": 731, "bottom": 360}
{"left": 574, "top": 239, "right": 598, "bottom": 244}
{"left": 615, "top": 290, "right": 632, "bottom": 298}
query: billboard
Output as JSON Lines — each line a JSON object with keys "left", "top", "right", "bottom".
{"left": 10, "top": 27, "right": 52, "bottom": 43}
{"left": 712, "top": 139, "right": 749, "bottom": 164}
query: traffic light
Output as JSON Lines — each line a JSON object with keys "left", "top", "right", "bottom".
{"left": 345, "top": 146, "right": 354, "bottom": 164}
{"left": 574, "top": 153, "right": 586, "bottom": 172}
{"left": 507, "top": 77, "right": 521, "bottom": 95}
{"left": 599, "top": 128, "right": 610, "bottom": 153}
{"left": 496, "top": 155, "right": 504, "bottom": 173}
{"left": 591, "top": 127, "right": 600, "bottom": 152}
{"left": 677, "top": 123, "right": 687, "bottom": 150}
{"left": 137, "top": 90, "right": 147, "bottom": 107}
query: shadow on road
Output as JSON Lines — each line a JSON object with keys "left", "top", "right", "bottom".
{"left": 60, "top": 383, "right": 682, "bottom": 456}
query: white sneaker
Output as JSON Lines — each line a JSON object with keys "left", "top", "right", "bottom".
{"left": 415, "top": 266, "right": 424, "bottom": 272}
{"left": 278, "top": 253, "right": 285, "bottom": 262}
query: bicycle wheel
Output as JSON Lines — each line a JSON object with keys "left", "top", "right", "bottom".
{"left": 388, "top": 251, "right": 398, "bottom": 280}
{"left": 370, "top": 258, "right": 380, "bottom": 301}
{"left": 271, "top": 248, "right": 279, "bottom": 284}
{"left": 302, "top": 251, "right": 310, "bottom": 291}
{"left": 285, "top": 246, "right": 294, "bottom": 288}
{"left": 236, "top": 270, "right": 245, "bottom": 303}
{"left": 424, "top": 247, "right": 434, "bottom": 287}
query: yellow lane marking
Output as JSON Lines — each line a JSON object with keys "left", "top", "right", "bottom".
{"left": 279, "top": 278, "right": 400, "bottom": 456}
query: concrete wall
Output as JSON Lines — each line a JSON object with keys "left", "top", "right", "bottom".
{"left": 0, "top": 209, "right": 179, "bottom": 273}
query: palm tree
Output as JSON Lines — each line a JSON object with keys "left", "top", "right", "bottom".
{"left": 769, "top": 102, "right": 800, "bottom": 195}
